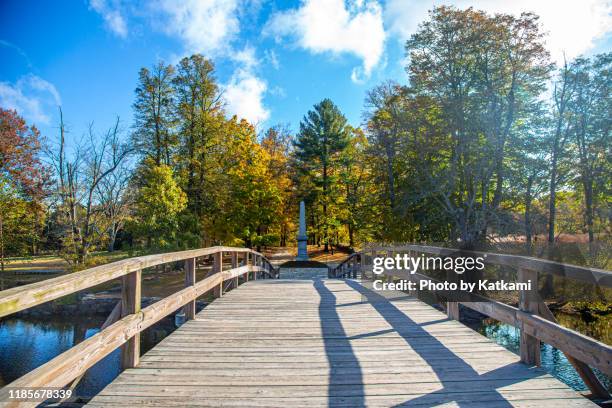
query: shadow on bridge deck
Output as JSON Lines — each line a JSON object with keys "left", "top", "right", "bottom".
{"left": 87, "top": 278, "right": 596, "bottom": 407}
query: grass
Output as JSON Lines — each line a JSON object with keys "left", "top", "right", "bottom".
{"left": 0, "top": 250, "right": 137, "bottom": 291}
{"left": 2, "top": 255, "right": 68, "bottom": 273}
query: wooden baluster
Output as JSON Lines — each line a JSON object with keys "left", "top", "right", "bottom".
{"left": 446, "top": 250, "right": 460, "bottom": 320}
{"left": 184, "top": 258, "right": 196, "bottom": 320}
{"left": 121, "top": 269, "right": 141, "bottom": 369}
{"left": 386, "top": 250, "right": 393, "bottom": 284}
{"left": 245, "top": 252, "right": 250, "bottom": 281}
{"left": 213, "top": 251, "right": 223, "bottom": 298}
{"left": 253, "top": 254, "right": 258, "bottom": 280}
{"left": 370, "top": 250, "right": 375, "bottom": 279}
{"left": 231, "top": 252, "right": 239, "bottom": 289}
{"left": 447, "top": 301, "right": 460, "bottom": 320}
{"left": 360, "top": 253, "right": 365, "bottom": 280}
{"left": 519, "top": 268, "right": 540, "bottom": 366}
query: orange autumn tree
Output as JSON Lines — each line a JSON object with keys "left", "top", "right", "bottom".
{"left": 0, "top": 109, "right": 48, "bottom": 278}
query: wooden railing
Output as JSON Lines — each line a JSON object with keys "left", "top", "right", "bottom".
{"left": 332, "top": 244, "right": 612, "bottom": 399}
{"left": 0, "top": 246, "right": 277, "bottom": 407}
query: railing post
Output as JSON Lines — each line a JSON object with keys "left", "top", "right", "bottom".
{"left": 370, "top": 250, "right": 375, "bottom": 279}
{"left": 121, "top": 269, "right": 141, "bottom": 369}
{"left": 446, "top": 253, "right": 460, "bottom": 320}
{"left": 519, "top": 268, "right": 540, "bottom": 366}
{"left": 253, "top": 254, "right": 258, "bottom": 280}
{"left": 245, "top": 252, "right": 250, "bottom": 281}
{"left": 447, "top": 301, "right": 460, "bottom": 320}
{"left": 213, "top": 251, "right": 223, "bottom": 298}
{"left": 184, "top": 258, "right": 196, "bottom": 320}
{"left": 360, "top": 253, "right": 365, "bottom": 280}
{"left": 232, "top": 252, "right": 239, "bottom": 289}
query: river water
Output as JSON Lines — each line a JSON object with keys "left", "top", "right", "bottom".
{"left": 0, "top": 316, "right": 175, "bottom": 400}
{"left": 477, "top": 318, "right": 612, "bottom": 392}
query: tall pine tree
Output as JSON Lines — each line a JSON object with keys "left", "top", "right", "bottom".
{"left": 294, "top": 99, "right": 350, "bottom": 252}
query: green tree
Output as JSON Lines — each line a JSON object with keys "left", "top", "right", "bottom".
{"left": 219, "top": 119, "right": 283, "bottom": 249}
{"left": 568, "top": 53, "right": 611, "bottom": 244}
{"left": 338, "top": 127, "right": 372, "bottom": 248}
{"left": 261, "top": 125, "right": 294, "bottom": 247}
{"left": 294, "top": 99, "right": 350, "bottom": 252}
{"left": 131, "top": 161, "right": 187, "bottom": 249}
{"left": 404, "top": 6, "right": 551, "bottom": 248}
{"left": 173, "top": 54, "right": 225, "bottom": 227}
{"left": 133, "top": 61, "right": 177, "bottom": 165}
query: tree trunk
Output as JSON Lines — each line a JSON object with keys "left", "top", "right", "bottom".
{"left": 323, "top": 160, "right": 329, "bottom": 252}
{"left": 108, "top": 223, "right": 117, "bottom": 252}
{"left": 584, "top": 178, "right": 595, "bottom": 243}
{"left": 525, "top": 173, "right": 534, "bottom": 253}
{"left": 548, "top": 144, "right": 559, "bottom": 244}
{"left": 385, "top": 143, "right": 395, "bottom": 210}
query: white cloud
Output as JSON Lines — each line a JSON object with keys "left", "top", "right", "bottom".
{"left": 265, "top": 0, "right": 386, "bottom": 80}
{"left": 223, "top": 46, "right": 270, "bottom": 125}
{"left": 224, "top": 67, "right": 270, "bottom": 125}
{"left": 264, "top": 49, "right": 280, "bottom": 70}
{"left": 269, "top": 85, "right": 286, "bottom": 98}
{"left": 89, "top": 0, "right": 128, "bottom": 38}
{"left": 154, "top": 0, "right": 241, "bottom": 56}
{"left": 0, "top": 74, "right": 61, "bottom": 125}
{"left": 233, "top": 45, "right": 258, "bottom": 69}
{"left": 385, "top": 0, "right": 612, "bottom": 63}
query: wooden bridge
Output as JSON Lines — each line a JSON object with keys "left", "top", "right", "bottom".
{"left": 0, "top": 245, "right": 610, "bottom": 407}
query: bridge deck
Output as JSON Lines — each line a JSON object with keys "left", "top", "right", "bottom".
{"left": 88, "top": 279, "right": 595, "bottom": 407}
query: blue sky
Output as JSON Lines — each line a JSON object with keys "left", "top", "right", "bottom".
{"left": 1, "top": 0, "right": 611, "bottom": 145}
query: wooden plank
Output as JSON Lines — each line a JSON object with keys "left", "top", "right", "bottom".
{"left": 231, "top": 252, "right": 239, "bottom": 289}
{"left": 184, "top": 258, "right": 196, "bottom": 320}
{"left": 63, "top": 300, "right": 123, "bottom": 400}
{"left": 518, "top": 268, "right": 540, "bottom": 366}
{"left": 86, "top": 279, "right": 595, "bottom": 408}
{"left": 0, "top": 246, "right": 273, "bottom": 318}
{"left": 121, "top": 269, "right": 141, "bottom": 369}
{"left": 0, "top": 269, "right": 259, "bottom": 407}
{"left": 518, "top": 310, "right": 612, "bottom": 376}
{"left": 537, "top": 301, "right": 610, "bottom": 399}
{"left": 213, "top": 252, "right": 222, "bottom": 298}
{"left": 380, "top": 264, "right": 612, "bottom": 375}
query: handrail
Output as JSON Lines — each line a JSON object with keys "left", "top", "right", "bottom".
{"left": 331, "top": 244, "right": 612, "bottom": 399}
{"left": 0, "top": 246, "right": 278, "bottom": 407}
{"left": 0, "top": 246, "right": 273, "bottom": 318}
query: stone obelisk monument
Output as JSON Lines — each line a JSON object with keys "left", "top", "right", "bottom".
{"left": 296, "top": 201, "right": 309, "bottom": 261}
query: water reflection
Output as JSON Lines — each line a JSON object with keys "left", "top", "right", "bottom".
{"left": 480, "top": 319, "right": 612, "bottom": 392}
{"left": 0, "top": 316, "right": 173, "bottom": 400}
{"left": 0, "top": 317, "right": 120, "bottom": 399}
